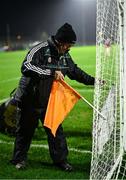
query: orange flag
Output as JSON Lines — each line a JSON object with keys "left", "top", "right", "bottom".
{"left": 44, "top": 80, "right": 81, "bottom": 136}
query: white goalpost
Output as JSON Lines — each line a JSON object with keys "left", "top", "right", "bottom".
{"left": 90, "top": 0, "right": 126, "bottom": 179}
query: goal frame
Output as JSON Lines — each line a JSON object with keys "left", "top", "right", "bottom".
{"left": 90, "top": 0, "right": 126, "bottom": 179}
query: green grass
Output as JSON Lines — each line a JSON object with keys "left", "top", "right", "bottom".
{"left": 0, "top": 46, "right": 96, "bottom": 179}
{"left": 0, "top": 50, "right": 27, "bottom": 99}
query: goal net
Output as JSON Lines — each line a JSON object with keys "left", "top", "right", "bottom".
{"left": 90, "top": 0, "right": 126, "bottom": 179}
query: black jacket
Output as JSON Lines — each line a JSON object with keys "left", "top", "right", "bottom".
{"left": 14, "top": 36, "right": 95, "bottom": 108}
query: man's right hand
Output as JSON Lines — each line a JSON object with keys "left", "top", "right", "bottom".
{"left": 55, "top": 71, "right": 64, "bottom": 80}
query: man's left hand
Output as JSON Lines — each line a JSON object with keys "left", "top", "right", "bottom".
{"left": 55, "top": 71, "right": 64, "bottom": 80}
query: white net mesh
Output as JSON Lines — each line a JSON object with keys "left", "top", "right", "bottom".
{"left": 90, "top": 0, "right": 126, "bottom": 179}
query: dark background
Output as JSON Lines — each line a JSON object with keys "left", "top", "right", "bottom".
{"left": 0, "top": 0, "right": 96, "bottom": 45}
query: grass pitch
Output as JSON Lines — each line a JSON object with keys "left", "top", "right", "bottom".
{"left": 0, "top": 46, "right": 96, "bottom": 179}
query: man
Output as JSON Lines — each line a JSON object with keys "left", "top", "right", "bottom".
{"left": 10, "top": 23, "right": 95, "bottom": 171}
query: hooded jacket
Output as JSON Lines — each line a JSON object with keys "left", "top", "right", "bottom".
{"left": 14, "top": 36, "right": 95, "bottom": 108}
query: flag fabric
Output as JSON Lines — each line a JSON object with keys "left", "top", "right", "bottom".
{"left": 44, "top": 80, "right": 81, "bottom": 136}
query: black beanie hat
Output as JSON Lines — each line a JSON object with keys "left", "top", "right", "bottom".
{"left": 54, "top": 23, "right": 77, "bottom": 44}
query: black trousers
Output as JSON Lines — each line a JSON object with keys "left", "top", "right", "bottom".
{"left": 11, "top": 104, "right": 68, "bottom": 164}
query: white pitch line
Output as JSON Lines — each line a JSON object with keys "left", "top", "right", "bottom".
{"left": 0, "top": 77, "right": 20, "bottom": 84}
{"left": 0, "top": 140, "right": 91, "bottom": 154}
{"left": 0, "top": 98, "right": 9, "bottom": 103}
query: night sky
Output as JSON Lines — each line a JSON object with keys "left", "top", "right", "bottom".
{"left": 0, "top": 0, "right": 96, "bottom": 44}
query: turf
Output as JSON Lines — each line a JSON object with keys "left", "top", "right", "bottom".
{"left": 0, "top": 46, "right": 96, "bottom": 179}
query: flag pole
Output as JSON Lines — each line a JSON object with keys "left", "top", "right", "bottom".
{"left": 60, "top": 79, "right": 106, "bottom": 120}
{"left": 81, "top": 96, "right": 106, "bottom": 120}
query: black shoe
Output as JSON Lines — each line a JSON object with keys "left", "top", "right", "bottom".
{"left": 15, "top": 161, "right": 26, "bottom": 170}
{"left": 54, "top": 161, "right": 73, "bottom": 172}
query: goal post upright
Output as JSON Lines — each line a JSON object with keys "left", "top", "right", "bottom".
{"left": 122, "top": 0, "right": 126, "bottom": 151}
{"left": 119, "top": 0, "right": 124, "bottom": 157}
{"left": 118, "top": 0, "right": 126, "bottom": 157}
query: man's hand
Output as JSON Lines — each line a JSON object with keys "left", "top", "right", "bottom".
{"left": 55, "top": 71, "right": 64, "bottom": 80}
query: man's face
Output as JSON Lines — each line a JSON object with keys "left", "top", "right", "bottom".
{"left": 58, "top": 43, "right": 73, "bottom": 54}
